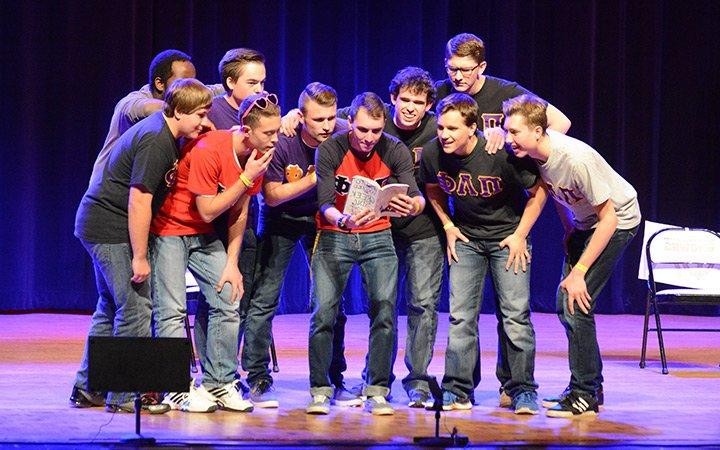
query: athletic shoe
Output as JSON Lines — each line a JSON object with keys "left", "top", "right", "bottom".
{"left": 434, "top": 391, "right": 472, "bottom": 411}
{"left": 207, "top": 380, "right": 254, "bottom": 412}
{"left": 163, "top": 382, "right": 217, "bottom": 413}
{"left": 542, "top": 385, "right": 604, "bottom": 409}
{"left": 248, "top": 379, "right": 279, "bottom": 408}
{"left": 69, "top": 386, "right": 104, "bottom": 408}
{"left": 365, "top": 396, "right": 394, "bottom": 416}
{"left": 333, "top": 384, "right": 363, "bottom": 407}
{"left": 546, "top": 391, "right": 599, "bottom": 418}
{"left": 499, "top": 388, "right": 512, "bottom": 408}
{"left": 106, "top": 399, "right": 170, "bottom": 414}
{"left": 512, "top": 391, "right": 539, "bottom": 415}
{"left": 407, "top": 389, "right": 433, "bottom": 408}
{"left": 306, "top": 394, "right": 330, "bottom": 415}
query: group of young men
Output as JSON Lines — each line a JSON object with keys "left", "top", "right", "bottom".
{"left": 70, "top": 32, "right": 640, "bottom": 420}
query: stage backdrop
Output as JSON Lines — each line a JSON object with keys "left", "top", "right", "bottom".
{"left": 1, "top": 1, "right": 719, "bottom": 316}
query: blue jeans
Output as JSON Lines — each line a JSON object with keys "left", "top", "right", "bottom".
{"left": 442, "top": 238, "right": 537, "bottom": 398}
{"left": 194, "top": 226, "right": 256, "bottom": 374}
{"left": 150, "top": 233, "right": 239, "bottom": 388}
{"left": 558, "top": 226, "right": 638, "bottom": 396}
{"left": 396, "top": 235, "right": 445, "bottom": 395}
{"left": 242, "top": 214, "right": 348, "bottom": 387}
{"left": 73, "top": 240, "right": 152, "bottom": 406}
{"left": 309, "top": 229, "right": 397, "bottom": 398}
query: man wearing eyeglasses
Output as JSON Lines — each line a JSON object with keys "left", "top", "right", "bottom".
{"left": 242, "top": 82, "right": 354, "bottom": 409}
{"left": 150, "top": 93, "right": 279, "bottom": 413}
{"left": 306, "top": 92, "right": 425, "bottom": 416}
{"left": 436, "top": 33, "right": 571, "bottom": 153}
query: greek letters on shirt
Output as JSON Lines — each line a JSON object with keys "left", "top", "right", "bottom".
{"left": 481, "top": 113, "right": 504, "bottom": 130}
{"left": 546, "top": 181, "right": 583, "bottom": 205}
{"left": 164, "top": 160, "right": 179, "bottom": 188}
{"left": 436, "top": 171, "right": 504, "bottom": 198}
{"left": 334, "top": 175, "right": 390, "bottom": 196}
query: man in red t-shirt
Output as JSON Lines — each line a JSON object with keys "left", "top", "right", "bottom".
{"left": 150, "top": 93, "right": 280, "bottom": 413}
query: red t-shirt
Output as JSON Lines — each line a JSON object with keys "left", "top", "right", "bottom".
{"left": 151, "top": 130, "right": 261, "bottom": 236}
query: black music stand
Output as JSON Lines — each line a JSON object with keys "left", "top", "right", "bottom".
{"left": 413, "top": 376, "right": 469, "bottom": 447}
{"left": 89, "top": 336, "right": 191, "bottom": 445}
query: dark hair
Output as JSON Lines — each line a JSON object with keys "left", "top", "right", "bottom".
{"left": 149, "top": 49, "right": 192, "bottom": 97}
{"left": 348, "top": 92, "right": 386, "bottom": 121}
{"left": 388, "top": 66, "right": 436, "bottom": 104}
{"left": 218, "top": 48, "right": 266, "bottom": 93}
{"left": 445, "top": 33, "right": 486, "bottom": 64}
{"left": 298, "top": 82, "right": 338, "bottom": 113}
{"left": 436, "top": 93, "right": 478, "bottom": 127}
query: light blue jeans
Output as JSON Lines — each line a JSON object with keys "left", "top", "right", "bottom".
{"left": 442, "top": 238, "right": 537, "bottom": 399}
{"left": 73, "top": 240, "right": 152, "bottom": 406}
{"left": 309, "top": 230, "right": 397, "bottom": 398}
{"left": 150, "top": 233, "right": 239, "bottom": 389}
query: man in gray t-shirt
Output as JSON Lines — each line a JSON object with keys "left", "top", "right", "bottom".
{"left": 503, "top": 94, "right": 641, "bottom": 419}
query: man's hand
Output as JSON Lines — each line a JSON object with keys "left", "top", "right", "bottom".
{"left": 560, "top": 271, "right": 591, "bottom": 315}
{"left": 483, "top": 127, "right": 506, "bottom": 154}
{"left": 280, "top": 109, "right": 302, "bottom": 137}
{"left": 445, "top": 225, "right": 469, "bottom": 264}
{"left": 244, "top": 148, "right": 275, "bottom": 181}
{"left": 499, "top": 233, "right": 530, "bottom": 273}
{"left": 346, "top": 208, "right": 379, "bottom": 229}
{"left": 387, "top": 193, "right": 416, "bottom": 217}
{"left": 216, "top": 264, "right": 244, "bottom": 303}
{"left": 131, "top": 256, "right": 151, "bottom": 283}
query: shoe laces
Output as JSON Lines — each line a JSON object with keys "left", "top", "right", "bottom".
{"left": 254, "top": 379, "right": 273, "bottom": 394}
{"left": 370, "top": 395, "right": 387, "bottom": 404}
{"left": 515, "top": 391, "right": 536, "bottom": 405}
{"left": 312, "top": 394, "right": 328, "bottom": 404}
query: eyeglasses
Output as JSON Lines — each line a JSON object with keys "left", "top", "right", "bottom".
{"left": 445, "top": 64, "right": 479, "bottom": 77}
{"left": 240, "top": 92, "right": 279, "bottom": 123}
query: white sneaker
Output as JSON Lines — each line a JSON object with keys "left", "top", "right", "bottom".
{"left": 306, "top": 394, "right": 330, "bottom": 415}
{"left": 207, "top": 380, "right": 254, "bottom": 412}
{"left": 365, "top": 396, "right": 394, "bottom": 416}
{"left": 163, "top": 382, "right": 218, "bottom": 413}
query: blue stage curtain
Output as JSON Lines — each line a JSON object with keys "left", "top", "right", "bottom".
{"left": 2, "top": 0, "right": 719, "bottom": 315}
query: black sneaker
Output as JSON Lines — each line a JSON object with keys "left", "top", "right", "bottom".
{"left": 106, "top": 400, "right": 170, "bottom": 414}
{"left": 543, "top": 385, "right": 604, "bottom": 409}
{"left": 69, "top": 386, "right": 105, "bottom": 408}
{"left": 546, "top": 391, "right": 599, "bottom": 418}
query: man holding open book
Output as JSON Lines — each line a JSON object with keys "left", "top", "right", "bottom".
{"left": 306, "top": 92, "right": 425, "bottom": 416}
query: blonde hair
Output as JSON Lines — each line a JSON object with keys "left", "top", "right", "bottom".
{"left": 502, "top": 94, "right": 548, "bottom": 131}
{"left": 163, "top": 78, "right": 212, "bottom": 117}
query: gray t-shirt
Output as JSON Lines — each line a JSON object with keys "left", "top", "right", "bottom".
{"left": 539, "top": 130, "right": 641, "bottom": 230}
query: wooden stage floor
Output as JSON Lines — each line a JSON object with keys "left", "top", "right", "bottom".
{"left": 0, "top": 312, "right": 718, "bottom": 448}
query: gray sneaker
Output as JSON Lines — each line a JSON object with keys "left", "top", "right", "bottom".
{"left": 365, "top": 396, "right": 394, "bottom": 416}
{"left": 512, "top": 391, "right": 539, "bottom": 415}
{"left": 333, "top": 384, "right": 363, "bottom": 407}
{"left": 306, "top": 394, "right": 331, "bottom": 415}
{"left": 248, "top": 380, "right": 279, "bottom": 408}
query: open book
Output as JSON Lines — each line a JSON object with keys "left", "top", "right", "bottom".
{"left": 343, "top": 176, "right": 409, "bottom": 217}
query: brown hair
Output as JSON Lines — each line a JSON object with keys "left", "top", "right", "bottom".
{"left": 502, "top": 94, "right": 548, "bottom": 131}
{"left": 436, "top": 93, "right": 478, "bottom": 127}
{"left": 348, "top": 92, "right": 386, "bottom": 121}
{"left": 238, "top": 93, "right": 281, "bottom": 127}
{"left": 298, "top": 82, "right": 338, "bottom": 113}
{"left": 218, "top": 48, "right": 265, "bottom": 93}
{"left": 445, "top": 33, "right": 486, "bottom": 64}
{"left": 388, "top": 66, "right": 436, "bottom": 104}
{"left": 162, "top": 78, "right": 213, "bottom": 117}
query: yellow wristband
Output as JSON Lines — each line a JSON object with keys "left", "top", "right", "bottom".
{"left": 574, "top": 263, "right": 589, "bottom": 274}
{"left": 411, "top": 200, "right": 421, "bottom": 215}
{"left": 443, "top": 222, "right": 456, "bottom": 231}
{"left": 239, "top": 173, "right": 253, "bottom": 188}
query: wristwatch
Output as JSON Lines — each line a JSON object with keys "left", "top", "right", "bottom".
{"left": 336, "top": 214, "right": 349, "bottom": 230}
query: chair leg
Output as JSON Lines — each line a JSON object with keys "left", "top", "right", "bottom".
{"left": 651, "top": 298, "right": 668, "bottom": 374}
{"left": 184, "top": 314, "right": 199, "bottom": 374}
{"left": 270, "top": 333, "right": 279, "bottom": 373}
{"left": 640, "top": 291, "right": 652, "bottom": 368}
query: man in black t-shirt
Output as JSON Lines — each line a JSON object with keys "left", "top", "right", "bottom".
{"left": 420, "top": 94, "right": 547, "bottom": 414}
{"left": 70, "top": 79, "right": 213, "bottom": 414}
{"left": 435, "top": 33, "right": 571, "bottom": 153}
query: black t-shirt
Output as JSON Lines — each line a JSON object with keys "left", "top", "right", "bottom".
{"left": 419, "top": 134, "right": 539, "bottom": 241}
{"left": 75, "top": 112, "right": 179, "bottom": 243}
{"left": 435, "top": 76, "right": 531, "bottom": 130}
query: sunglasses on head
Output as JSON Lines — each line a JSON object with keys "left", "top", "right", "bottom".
{"left": 240, "top": 93, "right": 279, "bottom": 123}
